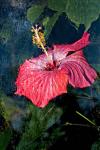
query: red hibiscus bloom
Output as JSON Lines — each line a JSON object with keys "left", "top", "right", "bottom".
{"left": 15, "top": 31, "right": 97, "bottom": 108}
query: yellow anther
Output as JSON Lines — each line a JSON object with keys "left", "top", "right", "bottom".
{"left": 31, "top": 25, "right": 48, "bottom": 56}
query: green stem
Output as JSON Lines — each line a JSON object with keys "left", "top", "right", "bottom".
{"left": 76, "top": 111, "right": 96, "bottom": 126}
{"left": 40, "top": 105, "right": 55, "bottom": 121}
{"left": 64, "top": 122, "right": 97, "bottom": 128}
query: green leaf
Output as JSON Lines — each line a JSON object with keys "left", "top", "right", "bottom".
{"left": 27, "top": 0, "right": 100, "bottom": 37}
{"left": 47, "top": 0, "right": 100, "bottom": 30}
{"left": 43, "top": 12, "right": 61, "bottom": 39}
{"left": 48, "top": 0, "right": 66, "bottom": 12}
{"left": 27, "top": 5, "right": 45, "bottom": 22}
{"left": 66, "top": 0, "right": 100, "bottom": 30}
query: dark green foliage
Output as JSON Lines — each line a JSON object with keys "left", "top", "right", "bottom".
{"left": 48, "top": 0, "right": 100, "bottom": 29}
{"left": 0, "top": 129, "right": 12, "bottom": 150}
{"left": 91, "top": 138, "right": 100, "bottom": 150}
{"left": 27, "top": 0, "right": 100, "bottom": 38}
{"left": 43, "top": 12, "right": 60, "bottom": 39}
{"left": 16, "top": 103, "right": 63, "bottom": 150}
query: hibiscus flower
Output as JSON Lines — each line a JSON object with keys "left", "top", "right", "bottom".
{"left": 15, "top": 26, "right": 97, "bottom": 108}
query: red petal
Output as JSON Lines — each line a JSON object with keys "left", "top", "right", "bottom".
{"left": 15, "top": 60, "right": 68, "bottom": 108}
{"left": 60, "top": 50, "right": 97, "bottom": 88}
{"left": 53, "top": 32, "right": 90, "bottom": 52}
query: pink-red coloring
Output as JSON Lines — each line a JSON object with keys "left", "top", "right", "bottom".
{"left": 15, "top": 32, "right": 97, "bottom": 108}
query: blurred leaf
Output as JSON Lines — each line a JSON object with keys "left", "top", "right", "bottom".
{"left": 0, "top": 21, "right": 12, "bottom": 43}
{"left": 91, "top": 64, "right": 100, "bottom": 73}
{"left": 43, "top": 12, "right": 61, "bottom": 39}
{"left": 16, "top": 103, "right": 63, "bottom": 150}
{"left": 0, "top": 92, "right": 18, "bottom": 121}
{"left": 91, "top": 78, "right": 100, "bottom": 100}
{"left": 84, "top": 44, "right": 100, "bottom": 74}
{"left": 0, "top": 91, "right": 27, "bottom": 125}
{"left": 91, "top": 138, "right": 100, "bottom": 150}
{"left": 27, "top": 4, "right": 45, "bottom": 22}
{"left": 0, "top": 129, "right": 12, "bottom": 150}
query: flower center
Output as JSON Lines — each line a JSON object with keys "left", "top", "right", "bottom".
{"left": 45, "top": 61, "right": 59, "bottom": 71}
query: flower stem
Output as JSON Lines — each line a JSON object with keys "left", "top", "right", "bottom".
{"left": 76, "top": 111, "right": 96, "bottom": 126}
{"left": 40, "top": 105, "right": 55, "bottom": 121}
{"left": 64, "top": 122, "right": 97, "bottom": 128}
